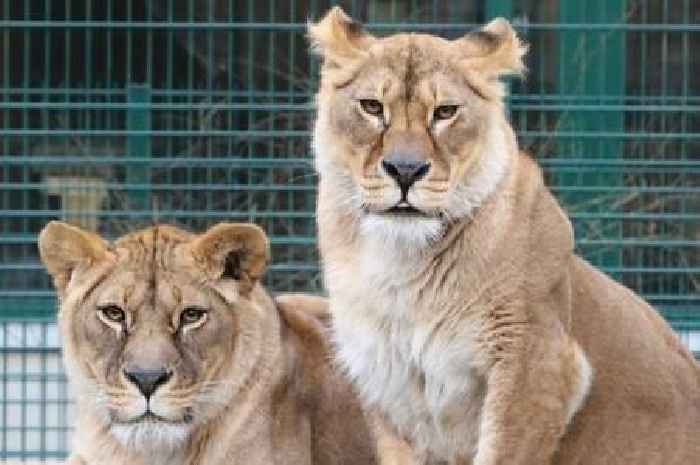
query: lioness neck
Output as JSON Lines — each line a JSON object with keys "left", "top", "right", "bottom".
{"left": 319, "top": 153, "right": 575, "bottom": 461}
{"left": 319, "top": 149, "right": 571, "bottom": 296}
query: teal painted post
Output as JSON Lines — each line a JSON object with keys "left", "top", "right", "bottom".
{"left": 126, "top": 85, "right": 152, "bottom": 211}
{"left": 485, "top": 1, "right": 514, "bottom": 111}
{"left": 485, "top": 0, "right": 513, "bottom": 19}
{"left": 558, "top": 0, "right": 626, "bottom": 270}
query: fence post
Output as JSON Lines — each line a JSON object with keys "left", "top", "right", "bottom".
{"left": 558, "top": 0, "right": 626, "bottom": 271}
{"left": 485, "top": 1, "right": 514, "bottom": 114}
{"left": 126, "top": 84, "right": 152, "bottom": 212}
{"left": 485, "top": 0, "right": 513, "bottom": 19}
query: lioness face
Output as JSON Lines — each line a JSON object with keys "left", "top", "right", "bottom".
{"left": 39, "top": 222, "right": 270, "bottom": 448}
{"left": 310, "top": 8, "right": 526, "bottom": 246}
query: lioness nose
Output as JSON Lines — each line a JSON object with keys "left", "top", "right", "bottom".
{"left": 381, "top": 158, "right": 431, "bottom": 192}
{"left": 123, "top": 368, "right": 172, "bottom": 399}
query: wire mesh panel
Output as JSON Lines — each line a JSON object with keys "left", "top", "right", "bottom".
{"left": 0, "top": 322, "right": 71, "bottom": 463}
{"left": 1, "top": 0, "right": 698, "bottom": 461}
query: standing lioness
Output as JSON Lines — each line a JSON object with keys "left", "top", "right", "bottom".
{"left": 39, "top": 221, "right": 376, "bottom": 465}
{"left": 310, "top": 7, "right": 700, "bottom": 465}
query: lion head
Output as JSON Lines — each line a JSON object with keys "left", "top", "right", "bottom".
{"left": 310, "top": 7, "right": 527, "bottom": 248}
{"left": 38, "top": 221, "right": 271, "bottom": 449}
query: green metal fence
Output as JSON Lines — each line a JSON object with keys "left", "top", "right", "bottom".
{"left": 1, "top": 0, "right": 698, "bottom": 461}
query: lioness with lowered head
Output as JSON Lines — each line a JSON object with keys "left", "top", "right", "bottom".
{"left": 309, "top": 7, "right": 700, "bottom": 465}
{"left": 38, "top": 221, "right": 376, "bottom": 465}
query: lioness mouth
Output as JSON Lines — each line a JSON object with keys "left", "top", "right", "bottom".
{"left": 386, "top": 206, "right": 421, "bottom": 215}
{"left": 123, "top": 411, "right": 177, "bottom": 425}
{"left": 383, "top": 202, "right": 425, "bottom": 215}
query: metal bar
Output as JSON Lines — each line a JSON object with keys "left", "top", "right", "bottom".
{"left": 6, "top": 182, "right": 700, "bottom": 194}
{"left": 1, "top": 157, "right": 313, "bottom": 166}
{"left": 3, "top": 129, "right": 698, "bottom": 138}
{"left": 5, "top": 87, "right": 700, "bottom": 103}
{"left": 3, "top": 290, "right": 696, "bottom": 301}
{"left": 11, "top": 156, "right": 700, "bottom": 168}
{"left": 4, "top": 101, "right": 700, "bottom": 112}
{"left": 4, "top": 210, "right": 696, "bottom": 221}
{"left": 1, "top": 21, "right": 699, "bottom": 32}
{"left": 126, "top": 85, "right": 152, "bottom": 211}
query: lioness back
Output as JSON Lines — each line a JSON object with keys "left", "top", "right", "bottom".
{"left": 39, "top": 221, "right": 376, "bottom": 465}
{"left": 557, "top": 257, "right": 700, "bottom": 463}
{"left": 276, "top": 294, "right": 377, "bottom": 465}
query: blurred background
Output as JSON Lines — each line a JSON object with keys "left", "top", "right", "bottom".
{"left": 0, "top": 0, "right": 698, "bottom": 462}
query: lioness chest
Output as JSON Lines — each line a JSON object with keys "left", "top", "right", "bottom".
{"left": 328, "top": 256, "right": 487, "bottom": 462}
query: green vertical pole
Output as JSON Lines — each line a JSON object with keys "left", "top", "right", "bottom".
{"left": 558, "top": 0, "right": 626, "bottom": 270}
{"left": 127, "top": 85, "right": 152, "bottom": 211}
{"left": 485, "top": 0, "right": 513, "bottom": 19}
{"left": 485, "top": 1, "right": 514, "bottom": 111}
{"left": 166, "top": 0, "right": 174, "bottom": 215}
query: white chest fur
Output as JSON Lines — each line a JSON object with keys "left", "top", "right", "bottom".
{"left": 327, "top": 247, "right": 487, "bottom": 462}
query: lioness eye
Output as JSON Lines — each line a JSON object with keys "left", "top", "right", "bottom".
{"left": 98, "top": 305, "right": 125, "bottom": 323}
{"left": 360, "top": 99, "right": 383, "bottom": 117}
{"left": 180, "top": 307, "right": 207, "bottom": 326}
{"left": 433, "top": 105, "right": 458, "bottom": 120}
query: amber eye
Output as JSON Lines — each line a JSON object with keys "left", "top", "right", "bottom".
{"left": 98, "top": 305, "right": 125, "bottom": 323}
{"left": 360, "top": 99, "right": 383, "bottom": 117}
{"left": 433, "top": 105, "right": 459, "bottom": 120}
{"left": 180, "top": 307, "right": 207, "bottom": 327}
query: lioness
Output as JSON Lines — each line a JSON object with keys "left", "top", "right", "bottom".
{"left": 38, "top": 221, "right": 376, "bottom": 465}
{"left": 309, "top": 7, "right": 700, "bottom": 465}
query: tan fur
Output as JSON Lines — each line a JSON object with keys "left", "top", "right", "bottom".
{"left": 310, "top": 8, "right": 700, "bottom": 465}
{"left": 38, "top": 221, "right": 376, "bottom": 465}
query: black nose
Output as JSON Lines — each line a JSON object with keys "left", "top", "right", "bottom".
{"left": 381, "top": 158, "right": 431, "bottom": 193}
{"left": 123, "top": 368, "right": 172, "bottom": 399}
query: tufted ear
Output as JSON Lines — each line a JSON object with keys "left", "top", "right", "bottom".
{"left": 189, "top": 223, "right": 270, "bottom": 295}
{"left": 307, "top": 6, "right": 374, "bottom": 68}
{"left": 454, "top": 18, "right": 528, "bottom": 91}
{"left": 38, "top": 221, "right": 110, "bottom": 295}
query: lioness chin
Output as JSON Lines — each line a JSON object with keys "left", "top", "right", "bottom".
{"left": 310, "top": 7, "right": 700, "bottom": 465}
{"left": 39, "top": 221, "right": 376, "bottom": 465}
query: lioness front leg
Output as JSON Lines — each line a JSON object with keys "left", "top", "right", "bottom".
{"left": 371, "top": 411, "right": 420, "bottom": 465}
{"left": 472, "top": 334, "right": 591, "bottom": 465}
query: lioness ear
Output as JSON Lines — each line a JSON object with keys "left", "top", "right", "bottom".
{"left": 455, "top": 18, "right": 527, "bottom": 81}
{"left": 38, "top": 221, "right": 109, "bottom": 294}
{"left": 307, "top": 6, "right": 374, "bottom": 67}
{"left": 190, "top": 223, "right": 270, "bottom": 295}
